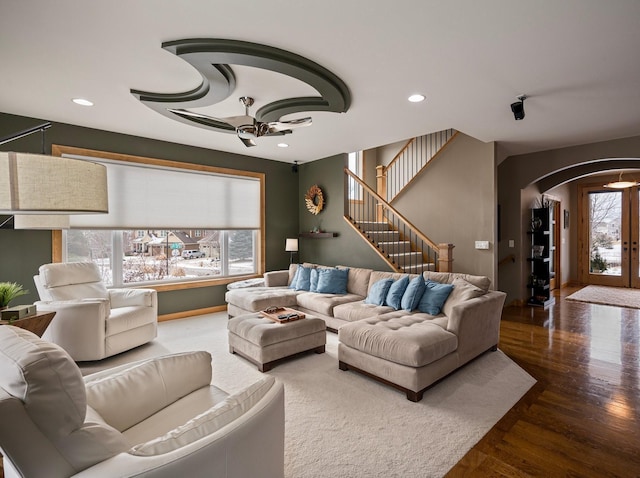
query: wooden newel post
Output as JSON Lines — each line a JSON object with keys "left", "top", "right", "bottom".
{"left": 437, "top": 243, "right": 454, "bottom": 272}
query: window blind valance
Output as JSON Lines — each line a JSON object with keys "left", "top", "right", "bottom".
{"left": 66, "top": 156, "right": 261, "bottom": 229}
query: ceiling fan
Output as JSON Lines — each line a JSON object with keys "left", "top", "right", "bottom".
{"left": 169, "top": 96, "right": 312, "bottom": 147}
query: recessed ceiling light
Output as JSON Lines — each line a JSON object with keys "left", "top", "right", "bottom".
{"left": 277, "top": 143, "right": 289, "bottom": 148}
{"left": 408, "top": 94, "right": 425, "bottom": 103}
{"left": 72, "top": 98, "right": 94, "bottom": 106}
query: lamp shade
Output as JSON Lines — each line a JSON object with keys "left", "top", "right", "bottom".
{"left": 13, "top": 214, "right": 70, "bottom": 229}
{"left": 0, "top": 152, "right": 108, "bottom": 214}
{"left": 285, "top": 238, "right": 299, "bottom": 252}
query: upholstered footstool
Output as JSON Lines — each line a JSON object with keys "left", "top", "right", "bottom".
{"left": 228, "top": 313, "right": 326, "bottom": 372}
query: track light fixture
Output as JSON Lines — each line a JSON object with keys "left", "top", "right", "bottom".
{"left": 510, "top": 94, "right": 527, "bottom": 120}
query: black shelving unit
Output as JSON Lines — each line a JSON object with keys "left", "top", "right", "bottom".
{"left": 527, "top": 207, "right": 556, "bottom": 308}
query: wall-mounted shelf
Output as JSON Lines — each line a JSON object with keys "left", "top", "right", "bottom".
{"left": 299, "top": 232, "right": 338, "bottom": 238}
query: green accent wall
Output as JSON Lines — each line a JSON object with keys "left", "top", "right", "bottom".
{"left": 297, "top": 154, "right": 392, "bottom": 270}
{"left": 0, "top": 112, "right": 299, "bottom": 315}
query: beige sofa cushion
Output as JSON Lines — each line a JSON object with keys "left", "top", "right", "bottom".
{"left": 337, "top": 266, "right": 373, "bottom": 297}
{"left": 295, "top": 292, "right": 364, "bottom": 317}
{"left": 442, "top": 277, "right": 487, "bottom": 318}
{"left": 423, "top": 271, "right": 491, "bottom": 293}
{"left": 333, "top": 301, "right": 394, "bottom": 322}
{"left": 338, "top": 314, "right": 457, "bottom": 367}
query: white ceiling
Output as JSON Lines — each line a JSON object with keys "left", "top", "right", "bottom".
{"left": 2, "top": 0, "right": 640, "bottom": 163}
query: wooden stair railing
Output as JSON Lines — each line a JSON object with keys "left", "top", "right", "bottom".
{"left": 344, "top": 168, "right": 454, "bottom": 273}
{"left": 377, "top": 129, "right": 457, "bottom": 203}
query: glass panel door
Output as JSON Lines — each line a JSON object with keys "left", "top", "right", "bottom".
{"left": 580, "top": 186, "right": 631, "bottom": 287}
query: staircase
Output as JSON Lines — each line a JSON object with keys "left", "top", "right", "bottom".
{"left": 345, "top": 129, "right": 457, "bottom": 273}
{"left": 344, "top": 170, "right": 453, "bottom": 274}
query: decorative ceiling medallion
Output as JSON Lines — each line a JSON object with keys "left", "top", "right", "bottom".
{"left": 131, "top": 39, "right": 351, "bottom": 145}
{"left": 305, "top": 184, "right": 324, "bottom": 215}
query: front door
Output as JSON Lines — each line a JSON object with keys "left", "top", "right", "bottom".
{"left": 579, "top": 183, "right": 640, "bottom": 287}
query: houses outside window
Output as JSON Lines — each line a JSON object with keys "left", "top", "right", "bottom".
{"left": 64, "top": 229, "right": 257, "bottom": 286}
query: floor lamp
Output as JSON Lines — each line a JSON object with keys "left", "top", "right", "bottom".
{"left": 285, "top": 238, "right": 298, "bottom": 264}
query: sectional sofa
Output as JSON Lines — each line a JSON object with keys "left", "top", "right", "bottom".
{"left": 225, "top": 263, "right": 506, "bottom": 401}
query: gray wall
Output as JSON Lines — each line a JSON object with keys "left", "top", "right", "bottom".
{"left": 498, "top": 134, "right": 640, "bottom": 303}
{"left": 392, "top": 133, "right": 497, "bottom": 284}
{"left": 0, "top": 112, "right": 299, "bottom": 315}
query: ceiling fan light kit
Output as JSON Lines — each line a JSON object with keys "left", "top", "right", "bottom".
{"left": 131, "top": 39, "right": 351, "bottom": 147}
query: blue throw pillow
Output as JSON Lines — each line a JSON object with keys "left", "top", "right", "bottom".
{"left": 309, "top": 268, "right": 320, "bottom": 292}
{"left": 295, "top": 266, "right": 312, "bottom": 291}
{"left": 385, "top": 275, "right": 410, "bottom": 310}
{"left": 315, "top": 267, "right": 349, "bottom": 294}
{"left": 417, "top": 279, "right": 454, "bottom": 315}
{"left": 364, "top": 278, "right": 394, "bottom": 305}
{"left": 401, "top": 275, "right": 427, "bottom": 311}
{"left": 288, "top": 265, "right": 302, "bottom": 289}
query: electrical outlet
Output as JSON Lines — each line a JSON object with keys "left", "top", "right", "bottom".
{"left": 509, "top": 239, "right": 515, "bottom": 248}
{"left": 475, "top": 241, "right": 490, "bottom": 250}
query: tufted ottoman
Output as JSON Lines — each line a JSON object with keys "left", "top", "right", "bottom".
{"left": 228, "top": 312, "right": 326, "bottom": 372}
{"left": 338, "top": 312, "right": 460, "bottom": 401}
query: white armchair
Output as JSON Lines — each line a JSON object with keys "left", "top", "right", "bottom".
{"left": 34, "top": 262, "right": 158, "bottom": 361}
{"left": 0, "top": 326, "right": 285, "bottom": 478}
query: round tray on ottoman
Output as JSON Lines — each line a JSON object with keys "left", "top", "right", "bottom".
{"left": 228, "top": 312, "right": 326, "bottom": 372}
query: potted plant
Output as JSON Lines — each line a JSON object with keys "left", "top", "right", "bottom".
{"left": 0, "top": 282, "right": 29, "bottom": 310}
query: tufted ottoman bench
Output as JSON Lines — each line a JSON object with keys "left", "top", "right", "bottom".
{"left": 338, "top": 312, "right": 460, "bottom": 402}
{"left": 228, "top": 312, "right": 326, "bottom": 372}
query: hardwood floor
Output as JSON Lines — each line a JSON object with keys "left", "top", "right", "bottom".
{"left": 447, "top": 287, "right": 640, "bottom": 477}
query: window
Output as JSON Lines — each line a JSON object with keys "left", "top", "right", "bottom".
{"left": 52, "top": 145, "right": 265, "bottom": 289}
{"left": 348, "top": 151, "right": 363, "bottom": 200}
{"left": 63, "top": 228, "right": 258, "bottom": 286}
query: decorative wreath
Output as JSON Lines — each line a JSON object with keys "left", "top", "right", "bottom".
{"left": 304, "top": 184, "right": 324, "bottom": 215}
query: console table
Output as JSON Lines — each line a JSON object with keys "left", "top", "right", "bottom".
{"left": 0, "top": 311, "right": 56, "bottom": 337}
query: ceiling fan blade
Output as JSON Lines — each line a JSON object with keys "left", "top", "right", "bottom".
{"left": 267, "top": 117, "right": 312, "bottom": 132}
{"left": 168, "top": 108, "right": 233, "bottom": 127}
{"left": 239, "top": 137, "right": 256, "bottom": 147}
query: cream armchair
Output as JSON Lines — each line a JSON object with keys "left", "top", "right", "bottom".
{"left": 34, "top": 262, "right": 158, "bottom": 361}
{"left": 0, "top": 326, "right": 285, "bottom": 478}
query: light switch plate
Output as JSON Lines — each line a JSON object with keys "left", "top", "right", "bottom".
{"left": 509, "top": 239, "right": 515, "bottom": 248}
{"left": 475, "top": 240, "right": 490, "bottom": 250}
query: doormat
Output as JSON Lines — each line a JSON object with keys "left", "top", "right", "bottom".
{"left": 566, "top": 285, "right": 640, "bottom": 309}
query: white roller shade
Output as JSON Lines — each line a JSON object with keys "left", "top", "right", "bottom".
{"left": 67, "top": 156, "right": 261, "bottom": 229}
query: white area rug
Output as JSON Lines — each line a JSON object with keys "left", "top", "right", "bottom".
{"left": 80, "top": 314, "right": 535, "bottom": 478}
{"left": 566, "top": 285, "right": 640, "bottom": 309}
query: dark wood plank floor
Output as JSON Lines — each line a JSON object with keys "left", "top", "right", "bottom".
{"left": 447, "top": 287, "right": 640, "bottom": 477}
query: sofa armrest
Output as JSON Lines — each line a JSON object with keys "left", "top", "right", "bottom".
{"left": 109, "top": 288, "right": 157, "bottom": 309}
{"left": 446, "top": 290, "right": 506, "bottom": 364}
{"left": 37, "top": 299, "right": 110, "bottom": 361}
{"left": 264, "top": 270, "right": 290, "bottom": 287}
